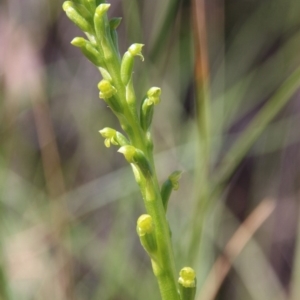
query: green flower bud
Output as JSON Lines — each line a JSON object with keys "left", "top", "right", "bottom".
{"left": 97, "top": 80, "right": 123, "bottom": 113}
{"left": 179, "top": 267, "right": 196, "bottom": 288}
{"left": 94, "top": 4, "right": 111, "bottom": 39}
{"left": 95, "top": 3, "right": 111, "bottom": 16}
{"left": 98, "top": 80, "right": 117, "bottom": 100}
{"left": 71, "top": 37, "right": 86, "bottom": 47}
{"left": 120, "top": 52, "right": 134, "bottom": 85}
{"left": 140, "top": 97, "right": 154, "bottom": 132}
{"left": 147, "top": 87, "right": 161, "bottom": 105}
{"left": 178, "top": 267, "right": 197, "bottom": 300}
{"left": 128, "top": 44, "right": 144, "bottom": 61}
{"left": 137, "top": 214, "right": 153, "bottom": 236}
{"left": 94, "top": 4, "right": 118, "bottom": 62}
{"left": 121, "top": 44, "right": 144, "bottom": 85}
{"left": 139, "top": 87, "right": 161, "bottom": 131}
{"left": 62, "top": 1, "right": 92, "bottom": 32}
{"left": 161, "top": 171, "right": 183, "bottom": 212}
{"left": 71, "top": 37, "right": 103, "bottom": 66}
{"left": 117, "top": 145, "right": 136, "bottom": 163}
{"left": 118, "top": 146, "right": 152, "bottom": 177}
{"left": 137, "top": 214, "right": 157, "bottom": 258}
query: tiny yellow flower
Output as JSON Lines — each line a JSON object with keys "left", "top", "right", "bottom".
{"left": 98, "top": 80, "right": 117, "bottom": 100}
{"left": 178, "top": 267, "right": 196, "bottom": 288}
{"left": 99, "top": 127, "right": 117, "bottom": 148}
{"left": 128, "top": 44, "right": 145, "bottom": 61}
{"left": 147, "top": 87, "right": 161, "bottom": 105}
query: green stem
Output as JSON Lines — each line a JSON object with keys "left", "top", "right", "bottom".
{"left": 106, "top": 55, "right": 180, "bottom": 298}
{"left": 0, "top": 159, "right": 11, "bottom": 300}
{"left": 188, "top": 0, "right": 211, "bottom": 266}
{"left": 64, "top": 2, "right": 181, "bottom": 298}
{"left": 128, "top": 120, "right": 180, "bottom": 300}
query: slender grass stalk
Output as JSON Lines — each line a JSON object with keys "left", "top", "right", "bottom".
{"left": 0, "top": 159, "right": 13, "bottom": 300}
{"left": 149, "top": 0, "right": 181, "bottom": 62}
{"left": 0, "top": 210, "right": 10, "bottom": 300}
{"left": 188, "top": 64, "right": 300, "bottom": 274}
{"left": 196, "top": 198, "right": 276, "bottom": 300}
{"left": 188, "top": 0, "right": 211, "bottom": 265}
{"left": 215, "top": 66, "right": 300, "bottom": 188}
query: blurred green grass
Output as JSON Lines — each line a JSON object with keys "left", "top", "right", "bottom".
{"left": 1, "top": 0, "right": 300, "bottom": 299}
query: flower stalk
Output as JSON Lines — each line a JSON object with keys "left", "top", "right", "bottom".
{"left": 63, "top": 1, "right": 196, "bottom": 299}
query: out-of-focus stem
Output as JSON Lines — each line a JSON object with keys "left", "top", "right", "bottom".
{"left": 215, "top": 66, "right": 300, "bottom": 188}
{"left": 197, "top": 198, "right": 276, "bottom": 300}
{"left": 188, "top": 0, "right": 211, "bottom": 265}
{"left": 31, "top": 91, "right": 74, "bottom": 299}
{"left": 290, "top": 191, "right": 300, "bottom": 300}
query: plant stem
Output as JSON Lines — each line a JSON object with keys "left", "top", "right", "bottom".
{"left": 126, "top": 115, "right": 180, "bottom": 300}
{"left": 64, "top": 2, "right": 182, "bottom": 298}
{"left": 104, "top": 51, "right": 180, "bottom": 298}
{"left": 188, "top": 0, "right": 211, "bottom": 266}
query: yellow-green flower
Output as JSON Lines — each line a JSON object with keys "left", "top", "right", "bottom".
{"left": 178, "top": 267, "right": 196, "bottom": 288}
{"left": 99, "top": 127, "right": 117, "bottom": 148}
{"left": 147, "top": 87, "right": 161, "bottom": 105}
{"left": 137, "top": 214, "right": 154, "bottom": 236}
{"left": 128, "top": 44, "right": 145, "bottom": 61}
{"left": 98, "top": 80, "right": 117, "bottom": 100}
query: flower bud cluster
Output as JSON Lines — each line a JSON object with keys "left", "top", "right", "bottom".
{"left": 63, "top": 2, "right": 118, "bottom": 83}
{"left": 63, "top": 1, "right": 162, "bottom": 137}
{"left": 63, "top": 1, "right": 92, "bottom": 33}
{"left": 121, "top": 44, "right": 144, "bottom": 85}
{"left": 63, "top": 2, "right": 196, "bottom": 299}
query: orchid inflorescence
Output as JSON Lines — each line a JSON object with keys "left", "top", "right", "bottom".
{"left": 63, "top": 1, "right": 196, "bottom": 299}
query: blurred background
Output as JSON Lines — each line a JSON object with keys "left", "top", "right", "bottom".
{"left": 1, "top": 0, "right": 300, "bottom": 299}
